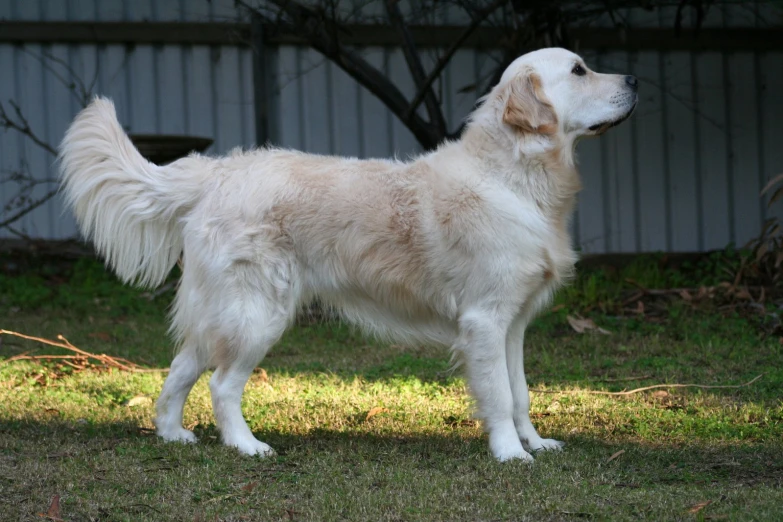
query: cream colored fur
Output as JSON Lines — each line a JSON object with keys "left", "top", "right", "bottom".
{"left": 59, "top": 48, "right": 637, "bottom": 461}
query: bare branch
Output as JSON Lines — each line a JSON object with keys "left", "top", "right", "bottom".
{"left": 0, "top": 50, "right": 99, "bottom": 234}
{"left": 0, "top": 100, "right": 58, "bottom": 156}
{"left": 531, "top": 373, "right": 765, "bottom": 396}
{"left": 3, "top": 223, "right": 33, "bottom": 240}
{"left": 19, "top": 48, "right": 91, "bottom": 108}
{"left": 405, "top": 0, "right": 507, "bottom": 123}
{"left": 0, "top": 188, "right": 59, "bottom": 229}
{"left": 0, "top": 330, "right": 164, "bottom": 373}
{"left": 242, "top": 0, "right": 443, "bottom": 148}
{"left": 384, "top": 0, "right": 447, "bottom": 136}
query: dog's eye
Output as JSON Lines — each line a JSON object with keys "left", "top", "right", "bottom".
{"left": 572, "top": 64, "right": 586, "bottom": 76}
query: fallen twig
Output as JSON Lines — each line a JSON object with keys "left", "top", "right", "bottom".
{"left": 606, "top": 449, "right": 625, "bottom": 463}
{"left": 531, "top": 374, "right": 764, "bottom": 396}
{"left": 125, "top": 503, "right": 163, "bottom": 514}
{"left": 141, "top": 280, "right": 178, "bottom": 300}
{"left": 0, "top": 330, "right": 168, "bottom": 372}
{"left": 590, "top": 375, "right": 652, "bottom": 383}
{"left": 624, "top": 280, "right": 771, "bottom": 299}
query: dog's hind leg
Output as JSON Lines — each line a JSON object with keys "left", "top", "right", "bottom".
{"left": 209, "top": 320, "right": 286, "bottom": 456}
{"left": 506, "top": 317, "right": 564, "bottom": 452}
{"left": 155, "top": 341, "right": 205, "bottom": 443}
{"left": 208, "top": 264, "right": 292, "bottom": 456}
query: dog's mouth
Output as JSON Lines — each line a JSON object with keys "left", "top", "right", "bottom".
{"left": 588, "top": 102, "right": 637, "bottom": 135}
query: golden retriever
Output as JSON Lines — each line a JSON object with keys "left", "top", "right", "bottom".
{"left": 59, "top": 47, "right": 637, "bottom": 461}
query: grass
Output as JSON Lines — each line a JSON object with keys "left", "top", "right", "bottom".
{"left": 1, "top": 249, "right": 782, "bottom": 521}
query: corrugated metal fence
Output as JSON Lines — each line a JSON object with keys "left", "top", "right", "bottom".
{"left": 0, "top": 0, "right": 255, "bottom": 239}
{"left": 1, "top": 0, "right": 782, "bottom": 254}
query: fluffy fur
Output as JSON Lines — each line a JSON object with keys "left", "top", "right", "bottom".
{"left": 59, "top": 48, "right": 637, "bottom": 461}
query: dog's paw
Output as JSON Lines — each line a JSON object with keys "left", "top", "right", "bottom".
{"left": 490, "top": 421, "right": 535, "bottom": 462}
{"left": 490, "top": 434, "right": 534, "bottom": 462}
{"left": 527, "top": 438, "right": 565, "bottom": 452}
{"left": 229, "top": 438, "right": 276, "bottom": 457}
{"left": 493, "top": 447, "right": 535, "bottom": 463}
{"left": 158, "top": 427, "right": 198, "bottom": 444}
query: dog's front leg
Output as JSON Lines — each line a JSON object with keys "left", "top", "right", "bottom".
{"left": 457, "top": 309, "right": 533, "bottom": 462}
{"left": 506, "top": 318, "right": 564, "bottom": 452}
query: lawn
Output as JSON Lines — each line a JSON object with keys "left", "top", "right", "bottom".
{"left": 1, "top": 248, "right": 781, "bottom": 521}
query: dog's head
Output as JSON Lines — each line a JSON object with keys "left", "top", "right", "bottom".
{"left": 491, "top": 48, "right": 637, "bottom": 143}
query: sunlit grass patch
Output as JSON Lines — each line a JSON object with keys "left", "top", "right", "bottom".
{"left": 1, "top": 252, "right": 782, "bottom": 520}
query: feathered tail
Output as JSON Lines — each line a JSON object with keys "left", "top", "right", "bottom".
{"left": 59, "top": 96, "right": 207, "bottom": 287}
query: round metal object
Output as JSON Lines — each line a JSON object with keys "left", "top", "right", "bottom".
{"left": 128, "top": 134, "right": 214, "bottom": 165}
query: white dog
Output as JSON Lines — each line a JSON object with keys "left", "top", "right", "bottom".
{"left": 59, "top": 48, "right": 637, "bottom": 461}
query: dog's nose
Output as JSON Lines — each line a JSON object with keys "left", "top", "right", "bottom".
{"left": 625, "top": 75, "right": 638, "bottom": 92}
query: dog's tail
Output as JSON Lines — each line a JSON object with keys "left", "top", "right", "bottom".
{"left": 59, "top": 96, "right": 207, "bottom": 288}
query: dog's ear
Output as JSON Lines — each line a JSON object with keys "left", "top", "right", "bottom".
{"left": 502, "top": 71, "right": 558, "bottom": 135}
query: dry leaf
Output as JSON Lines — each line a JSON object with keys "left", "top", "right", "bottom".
{"left": 687, "top": 500, "right": 713, "bottom": 514}
{"left": 559, "top": 511, "right": 594, "bottom": 518}
{"left": 756, "top": 242, "right": 769, "bottom": 261}
{"left": 567, "top": 315, "right": 611, "bottom": 335}
{"left": 679, "top": 289, "right": 692, "bottom": 301}
{"left": 652, "top": 390, "right": 669, "bottom": 398}
{"left": 550, "top": 304, "right": 565, "bottom": 313}
{"left": 88, "top": 332, "right": 111, "bottom": 341}
{"left": 365, "top": 407, "right": 389, "bottom": 421}
{"left": 609, "top": 482, "right": 640, "bottom": 488}
{"left": 606, "top": 450, "right": 625, "bottom": 463}
{"left": 241, "top": 481, "right": 258, "bottom": 493}
{"left": 43, "top": 494, "right": 61, "bottom": 520}
{"left": 635, "top": 300, "right": 645, "bottom": 315}
{"left": 46, "top": 452, "right": 73, "bottom": 459}
{"left": 253, "top": 368, "right": 269, "bottom": 382}
{"left": 567, "top": 315, "right": 590, "bottom": 333}
{"left": 126, "top": 396, "right": 152, "bottom": 407}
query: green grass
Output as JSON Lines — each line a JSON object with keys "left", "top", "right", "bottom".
{"left": 1, "top": 251, "right": 781, "bottom": 521}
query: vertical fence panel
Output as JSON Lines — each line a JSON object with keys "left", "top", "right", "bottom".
{"left": 329, "top": 57, "right": 363, "bottom": 158}
{"left": 664, "top": 51, "right": 701, "bottom": 251}
{"left": 276, "top": 46, "right": 304, "bottom": 151}
{"left": 158, "top": 46, "right": 187, "bottom": 135}
{"left": 359, "top": 47, "right": 394, "bottom": 159}
{"left": 213, "top": 46, "right": 244, "bottom": 154}
{"left": 388, "top": 48, "right": 420, "bottom": 158}
{"left": 695, "top": 52, "right": 733, "bottom": 250}
{"left": 759, "top": 53, "right": 783, "bottom": 226}
{"left": 17, "top": 44, "right": 50, "bottom": 237}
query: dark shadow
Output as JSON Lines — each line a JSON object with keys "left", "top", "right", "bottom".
{"left": 1, "top": 417, "right": 781, "bottom": 490}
